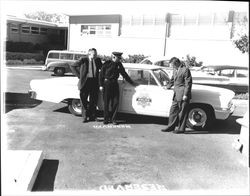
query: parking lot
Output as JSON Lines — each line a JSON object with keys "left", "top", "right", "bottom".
{"left": 3, "top": 66, "right": 249, "bottom": 192}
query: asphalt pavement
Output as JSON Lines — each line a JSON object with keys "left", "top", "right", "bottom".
{"left": 2, "top": 67, "right": 249, "bottom": 194}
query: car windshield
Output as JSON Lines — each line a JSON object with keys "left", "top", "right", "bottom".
{"left": 152, "top": 69, "right": 170, "bottom": 86}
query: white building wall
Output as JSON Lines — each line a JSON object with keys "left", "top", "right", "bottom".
{"left": 69, "top": 12, "right": 248, "bottom": 66}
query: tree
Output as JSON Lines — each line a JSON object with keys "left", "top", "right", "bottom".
{"left": 24, "top": 11, "right": 68, "bottom": 24}
{"left": 232, "top": 13, "right": 249, "bottom": 54}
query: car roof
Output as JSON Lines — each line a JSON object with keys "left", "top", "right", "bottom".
{"left": 48, "top": 50, "right": 87, "bottom": 54}
{"left": 141, "top": 56, "right": 170, "bottom": 63}
{"left": 123, "top": 63, "right": 164, "bottom": 70}
{"left": 201, "top": 65, "right": 248, "bottom": 71}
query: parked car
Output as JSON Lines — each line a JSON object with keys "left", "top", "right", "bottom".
{"left": 139, "top": 56, "right": 172, "bottom": 76}
{"left": 44, "top": 50, "right": 87, "bottom": 76}
{"left": 139, "top": 56, "right": 201, "bottom": 77}
{"left": 29, "top": 64, "right": 235, "bottom": 131}
{"left": 193, "top": 65, "right": 249, "bottom": 94}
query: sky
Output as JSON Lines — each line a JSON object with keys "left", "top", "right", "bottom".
{"left": 1, "top": 1, "right": 249, "bottom": 17}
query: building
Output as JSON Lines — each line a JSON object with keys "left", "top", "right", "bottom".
{"left": 68, "top": 11, "right": 248, "bottom": 65}
{"left": 6, "top": 15, "right": 68, "bottom": 48}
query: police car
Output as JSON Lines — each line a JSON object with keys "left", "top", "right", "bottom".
{"left": 29, "top": 63, "right": 235, "bottom": 130}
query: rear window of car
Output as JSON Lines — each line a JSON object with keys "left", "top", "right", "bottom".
{"left": 155, "top": 60, "right": 170, "bottom": 67}
{"left": 236, "top": 69, "right": 248, "bottom": 78}
{"left": 60, "top": 53, "right": 74, "bottom": 60}
{"left": 74, "top": 54, "right": 85, "bottom": 60}
{"left": 141, "top": 59, "right": 153, "bottom": 65}
{"left": 48, "top": 52, "right": 59, "bottom": 59}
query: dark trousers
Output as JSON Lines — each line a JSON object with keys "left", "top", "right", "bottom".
{"left": 80, "top": 78, "right": 98, "bottom": 119}
{"left": 167, "top": 99, "right": 190, "bottom": 131}
{"left": 103, "top": 80, "right": 119, "bottom": 122}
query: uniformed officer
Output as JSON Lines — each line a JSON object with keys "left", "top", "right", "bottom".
{"left": 70, "top": 48, "right": 102, "bottom": 123}
{"left": 99, "top": 52, "right": 137, "bottom": 125}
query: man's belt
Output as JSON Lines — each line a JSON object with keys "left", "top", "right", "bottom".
{"left": 104, "top": 78, "right": 117, "bottom": 82}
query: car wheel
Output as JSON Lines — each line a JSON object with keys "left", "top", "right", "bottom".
{"left": 187, "top": 105, "right": 214, "bottom": 131}
{"left": 68, "top": 99, "right": 82, "bottom": 116}
{"left": 54, "top": 67, "right": 65, "bottom": 76}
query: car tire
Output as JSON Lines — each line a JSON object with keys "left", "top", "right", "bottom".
{"left": 68, "top": 99, "right": 82, "bottom": 116}
{"left": 186, "top": 104, "right": 214, "bottom": 131}
{"left": 54, "top": 67, "right": 65, "bottom": 76}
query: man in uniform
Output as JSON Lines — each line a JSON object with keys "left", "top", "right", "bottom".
{"left": 70, "top": 48, "right": 102, "bottom": 123}
{"left": 99, "top": 52, "right": 137, "bottom": 125}
{"left": 161, "top": 57, "right": 192, "bottom": 134}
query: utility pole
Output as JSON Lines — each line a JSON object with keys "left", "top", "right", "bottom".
{"left": 164, "top": 13, "right": 171, "bottom": 56}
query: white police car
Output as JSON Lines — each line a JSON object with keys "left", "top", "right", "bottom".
{"left": 29, "top": 63, "right": 235, "bottom": 131}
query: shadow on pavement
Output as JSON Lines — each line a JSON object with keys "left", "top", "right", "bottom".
{"left": 185, "top": 116, "right": 241, "bottom": 135}
{"left": 4, "top": 92, "right": 42, "bottom": 113}
{"left": 53, "top": 106, "right": 168, "bottom": 125}
{"left": 53, "top": 106, "right": 240, "bottom": 134}
{"left": 53, "top": 106, "right": 71, "bottom": 114}
{"left": 32, "top": 159, "right": 59, "bottom": 192}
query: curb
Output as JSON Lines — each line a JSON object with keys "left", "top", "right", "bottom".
{"left": 2, "top": 150, "right": 44, "bottom": 193}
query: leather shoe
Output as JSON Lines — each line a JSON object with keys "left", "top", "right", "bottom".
{"left": 173, "top": 129, "right": 185, "bottom": 134}
{"left": 161, "top": 128, "right": 173, "bottom": 132}
{"left": 112, "top": 121, "right": 118, "bottom": 125}
{"left": 103, "top": 121, "right": 109, "bottom": 125}
{"left": 82, "top": 118, "right": 88, "bottom": 123}
{"left": 89, "top": 117, "right": 97, "bottom": 122}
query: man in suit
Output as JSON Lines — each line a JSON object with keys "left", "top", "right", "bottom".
{"left": 70, "top": 48, "right": 102, "bottom": 123}
{"left": 161, "top": 57, "right": 192, "bottom": 134}
{"left": 99, "top": 52, "right": 137, "bottom": 125}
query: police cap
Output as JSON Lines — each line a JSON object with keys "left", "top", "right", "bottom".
{"left": 112, "top": 52, "right": 123, "bottom": 58}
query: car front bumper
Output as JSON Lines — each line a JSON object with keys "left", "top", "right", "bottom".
{"left": 214, "top": 102, "right": 235, "bottom": 120}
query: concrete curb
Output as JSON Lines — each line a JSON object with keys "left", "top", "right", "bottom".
{"left": 2, "top": 150, "right": 44, "bottom": 194}
{"left": 5, "top": 66, "right": 45, "bottom": 70}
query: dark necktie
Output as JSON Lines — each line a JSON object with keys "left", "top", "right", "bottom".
{"left": 91, "top": 60, "right": 94, "bottom": 78}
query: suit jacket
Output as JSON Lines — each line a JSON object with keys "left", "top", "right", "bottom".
{"left": 70, "top": 57, "right": 102, "bottom": 90}
{"left": 167, "top": 65, "right": 192, "bottom": 101}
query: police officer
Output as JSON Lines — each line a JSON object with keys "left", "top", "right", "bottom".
{"left": 99, "top": 52, "right": 137, "bottom": 125}
{"left": 70, "top": 48, "right": 102, "bottom": 123}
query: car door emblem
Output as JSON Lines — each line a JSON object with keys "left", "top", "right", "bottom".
{"left": 136, "top": 94, "right": 152, "bottom": 108}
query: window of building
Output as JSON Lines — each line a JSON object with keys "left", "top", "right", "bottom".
{"left": 10, "top": 24, "right": 19, "bottom": 33}
{"left": 31, "top": 26, "right": 39, "bottom": 34}
{"left": 171, "top": 14, "right": 183, "bottom": 25}
{"left": 154, "top": 15, "right": 165, "bottom": 25}
{"left": 143, "top": 15, "right": 154, "bottom": 25}
{"left": 184, "top": 15, "right": 197, "bottom": 25}
{"left": 21, "top": 25, "right": 30, "bottom": 34}
{"left": 199, "top": 14, "right": 212, "bottom": 25}
{"left": 131, "top": 15, "right": 142, "bottom": 26}
{"left": 60, "top": 53, "right": 74, "bottom": 60}
{"left": 40, "top": 28, "right": 48, "bottom": 35}
{"left": 80, "top": 25, "right": 112, "bottom": 36}
{"left": 213, "top": 13, "right": 227, "bottom": 25}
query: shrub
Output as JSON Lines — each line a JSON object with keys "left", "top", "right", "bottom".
{"left": 123, "top": 54, "right": 146, "bottom": 63}
{"left": 182, "top": 54, "right": 203, "bottom": 68}
{"left": 5, "top": 41, "right": 66, "bottom": 57}
{"left": 6, "top": 52, "right": 45, "bottom": 61}
{"left": 23, "top": 59, "right": 44, "bottom": 65}
{"left": 6, "top": 60, "right": 24, "bottom": 65}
